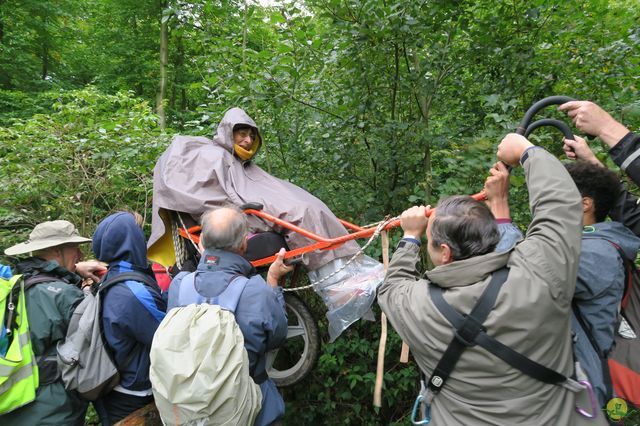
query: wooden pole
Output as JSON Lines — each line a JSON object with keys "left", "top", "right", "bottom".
{"left": 373, "top": 230, "right": 390, "bottom": 407}
{"left": 400, "top": 342, "right": 410, "bottom": 363}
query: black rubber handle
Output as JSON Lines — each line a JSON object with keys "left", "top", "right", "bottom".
{"left": 240, "top": 202, "right": 264, "bottom": 211}
{"left": 524, "top": 119, "right": 575, "bottom": 140}
{"left": 516, "top": 96, "right": 576, "bottom": 135}
{"left": 284, "top": 256, "right": 304, "bottom": 266}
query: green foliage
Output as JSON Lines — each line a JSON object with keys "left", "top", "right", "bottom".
{"left": 1, "top": 0, "right": 640, "bottom": 423}
{"left": 283, "top": 300, "right": 418, "bottom": 425}
{"left": 0, "top": 87, "right": 168, "bottom": 264}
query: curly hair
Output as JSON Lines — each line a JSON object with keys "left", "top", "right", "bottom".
{"left": 565, "top": 161, "right": 621, "bottom": 222}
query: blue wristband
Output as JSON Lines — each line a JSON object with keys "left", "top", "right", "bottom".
{"left": 400, "top": 237, "right": 421, "bottom": 247}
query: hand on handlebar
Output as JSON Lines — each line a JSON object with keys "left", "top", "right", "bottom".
{"left": 559, "top": 101, "right": 629, "bottom": 148}
{"left": 563, "top": 136, "right": 603, "bottom": 166}
{"left": 497, "top": 133, "right": 533, "bottom": 168}
{"left": 400, "top": 205, "right": 429, "bottom": 238}
{"left": 266, "top": 248, "right": 294, "bottom": 287}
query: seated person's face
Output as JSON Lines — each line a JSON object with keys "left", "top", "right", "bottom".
{"left": 234, "top": 128, "right": 255, "bottom": 150}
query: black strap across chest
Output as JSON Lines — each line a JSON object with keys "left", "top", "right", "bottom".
{"left": 427, "top": 267, "right": 568, "bottom": 396}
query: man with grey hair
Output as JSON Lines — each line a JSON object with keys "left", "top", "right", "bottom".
{"left": 166, "top": 206, "right": 291, "bottom": 426}
{"left": 1, "top": 220, "right": 106, "bottom": 425}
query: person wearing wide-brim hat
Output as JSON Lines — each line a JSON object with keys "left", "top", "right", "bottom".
{"left": 1, "top": 220, "right": 106, "bottom": 426}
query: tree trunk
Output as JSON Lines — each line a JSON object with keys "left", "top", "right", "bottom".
{"left": 156, "top": 2, "right": 169, "bottom": 130}
{"left": 40, "top": 13, "right": 49, "bottom": 80}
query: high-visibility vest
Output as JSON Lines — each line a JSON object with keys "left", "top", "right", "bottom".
{"left": 0, "top": 275, "right": 39, "bottom": 414}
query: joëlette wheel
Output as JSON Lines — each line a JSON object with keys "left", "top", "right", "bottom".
{"left": 267, "top": 293, "right": 320, "bottom": 387}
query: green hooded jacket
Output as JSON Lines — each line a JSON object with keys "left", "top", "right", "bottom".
{"left": 0, "top": 258, "right": 87, "bottom": 426}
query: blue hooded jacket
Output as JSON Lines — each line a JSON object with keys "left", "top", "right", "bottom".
{"left": 496, "top": 219, "right": 640, "bottom": 406}
{"left": 93, "top": 212, "right": 166, "bottom": 392}
{"left": 572, "top": 221, "right": 640, "bottom": 406}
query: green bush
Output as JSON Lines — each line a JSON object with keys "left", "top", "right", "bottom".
{"left": 0, "top": 87, "right": 169, "bottom": 264}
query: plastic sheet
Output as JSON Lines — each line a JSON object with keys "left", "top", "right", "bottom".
{"left": 308, "top": 255, "right": 384, "bottom": 342}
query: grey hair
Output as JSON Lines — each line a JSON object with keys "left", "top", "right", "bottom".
{"left": 430, "top": 195, "right": 500, "bottom": 261}
{"left": 200, "top": 206, "right": 248, "bottom": 252}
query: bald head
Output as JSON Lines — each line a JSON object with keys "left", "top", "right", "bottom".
{"left": 200, "top": 206, "right": 248, "bottom": 253}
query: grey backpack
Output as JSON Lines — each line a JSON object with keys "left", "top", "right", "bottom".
{"left": 56, "top": 272, "right": 156, "bottom": 401}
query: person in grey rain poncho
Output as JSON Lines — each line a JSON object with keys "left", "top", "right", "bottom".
{"left": 148, "top": 107, "right": 383, "bottom": 340}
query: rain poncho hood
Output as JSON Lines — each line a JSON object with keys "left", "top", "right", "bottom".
{"left": 212, "top": 107, "right": 262, "bottom": 159}
{"left": 148, "top": 107, "right": 359, "bottom": 270}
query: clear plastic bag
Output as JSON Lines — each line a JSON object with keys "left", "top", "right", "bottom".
{"left": 308, "top": 255, "right": 384, "bottom": 342}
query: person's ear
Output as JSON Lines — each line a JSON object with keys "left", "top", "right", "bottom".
{"left": 440, "top": 243, "right": 453, "bottom": 265}
{"left": 239, "top": 235, "right": 249, "bottom": 254}
{"left": 582, "top": 197, "right": 594, "bottom": 214}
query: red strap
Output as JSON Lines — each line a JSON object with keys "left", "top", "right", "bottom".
{"left": 608, "top": 359, "right": 640, "bottom": 406}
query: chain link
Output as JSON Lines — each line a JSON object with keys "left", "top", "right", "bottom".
{"left": 283, "top": 216, "right": 397, "bottom": 292}
{"left": 172, "top": 212, "right": 398, "bottom": 293}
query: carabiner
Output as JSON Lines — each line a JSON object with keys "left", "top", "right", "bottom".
{"left": 575, "top": 380, "right": 598, "bottom": 419}
{"left": 411, "top": 394, "right": 431, "bottom": 425}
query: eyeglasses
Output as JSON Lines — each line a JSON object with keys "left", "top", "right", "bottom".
{"left": 234, "top": 129, "right": 256, "bottom": 140}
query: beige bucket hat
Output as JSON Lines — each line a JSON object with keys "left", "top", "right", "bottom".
{"left": 5, "top": 220, "right": 92, "bottom": 256}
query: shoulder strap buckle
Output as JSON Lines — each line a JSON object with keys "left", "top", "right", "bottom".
{"left": 454, "top": 314, "right": 485, "bottom": 347}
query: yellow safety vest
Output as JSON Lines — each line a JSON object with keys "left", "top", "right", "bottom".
{"left": 0, "top": 275, "right": 39, "bottom": 414}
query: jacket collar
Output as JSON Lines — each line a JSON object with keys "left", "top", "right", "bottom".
{"left": 15, "top": 257, "right": 81, "bottom": 285}
{"left": 197, "top": 249, "right": 255, "bottom": 276}
{"left": 425, "top": 248, "right": 511, "bottom": 288}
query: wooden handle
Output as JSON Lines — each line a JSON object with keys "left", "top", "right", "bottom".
{"left": 373, "top": 312, "right": 387, "bottom": 407}
{"left": 400, "top": 342, "right": 410, "bottom": 363}
{"left": 373, "top": 230, "right": 391, "bottom": 407}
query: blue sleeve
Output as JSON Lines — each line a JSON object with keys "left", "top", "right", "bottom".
{"left": 264, "top": 286, "right": 288, "bottom": 351}
{"left": 495, "top": 222, "right": 524, "bottom": 252}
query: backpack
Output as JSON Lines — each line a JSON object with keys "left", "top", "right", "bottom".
{"left": 0, "top": 275, "right": 39, "bottom": 414}
{"left": 56, "top": 271, "right": 157, "bottom": 401}
{"left": 150, "top": 272, "right": 262, "bottom": 426}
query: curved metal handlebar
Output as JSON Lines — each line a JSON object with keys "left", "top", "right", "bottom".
{"left": 524, "top": 118, "right": 575, "bottom": 140}
{"left": 516, "top": 95, "right": 595, "bottom": 140}
{"left": 516, "top": 96, "right": 576, "bottom": 135}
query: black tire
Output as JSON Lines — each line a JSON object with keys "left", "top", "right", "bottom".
{"left": 267, "top": 293, "right": 320, "bottom": 387}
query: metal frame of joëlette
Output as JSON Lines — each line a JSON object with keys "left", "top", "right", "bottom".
{"left": 178, "top": 190, "right": 487, "bottom": 268}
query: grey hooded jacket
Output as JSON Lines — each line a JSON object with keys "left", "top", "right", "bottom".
{"left": 149, "top": 107, "right": 359, "bottom": 271}
{"left": 573, "top": 221, "right": 640, "bottom": 406}
{"left": 379, "top": 147, "right": 606, "bottom": 425}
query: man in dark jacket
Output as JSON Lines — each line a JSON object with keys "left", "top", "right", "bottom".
{"left": 566, "top": 161, "right": 640, "bottom": 406}
{"left": 167, "top": 206, "right": 290, "bottom": 426}
{"left": 1, "top": 220, "right": 106, "bottom": 425}
{"left": 92, "top": 212, "right": 166, "bottom": 425}
{"left": 560, "top": 100, "right": 640, "bottom": 233}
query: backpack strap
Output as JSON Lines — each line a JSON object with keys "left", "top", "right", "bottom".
{"left": 427, "top": 267, "right": 579, "bottom": 401}
{"left": 178, "top": 272, "right": 207, "bottom": 306}
{"left": 96, "top": 271, "right": 158, "bottom": 294}
{"left": 215, "top": 275, "right": 250, "bottom": 314}
{"left": 178, "top": 272, "right": 249, "bottom": 312}
{"left": 23, "top": 274, "right": 66, "bottom": 291}
{"left": 571, "top": 300, "right": 613, "bottom": 399}
{"left": 94, "top": 271, "right": 161, "bottom": 371}
{"left": 97, "top": 271, "right": 164, "bottom": 324}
